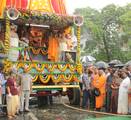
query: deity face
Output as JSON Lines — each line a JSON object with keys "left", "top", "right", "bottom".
{"left": 29, "top": 27, "right": 43, "bottom": 47}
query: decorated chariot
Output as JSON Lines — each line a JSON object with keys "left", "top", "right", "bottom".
{"left": 0, "top": 0, "right": 83, "bottom": 105}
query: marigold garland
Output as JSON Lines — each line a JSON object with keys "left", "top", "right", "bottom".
{"left": 68, "top": 64, "right": 76, "bottom": 72}
{"left": 24, "top": 63, "right": 32, "bottom": 72}
{"left": 76, "top": 63, "right": 82, "bottom": 75}
{"left": 76, "top": 26, "right": 81, "bottom": 63}
{"left": 34, "top": 63, "right": 45, "bottom": 72}
{"left": 51, "top": 74, "right": 62, "bottom": 83}
{"left": 30, "top": 48, "right": 48, "bottom": 55}
{"left": 73, "top": 75, "right": 80, "bottom": 82}
{"left": 31, "top": 48, "right": 41, "bottom": 55}
{"left": 17, "top": 62, "right": 25, "bottom": 69}
{"left": 39, "top": 74, "right": 51, "bottom": 84}
{"left": 3, "top": 59, "right": 12, "bottom": 73}
{"left": 40, "top": 49, "right": 48, "bottom": 55}
{"left": 62, "top": 74, "right": 73, "bottom": 83}
{"left": 4, "top": 17, "right": 10, "bottom": 53}
{"left": 57, "top": 64, "right": 67, "bottom": 72}
{"left": 31, "top": 63, "right": 37, "bottom": 69}
{"left": 46, "top": 64, "right": 56, "bottom": 72}
{"left": 32, "top": 75, "right": 38, "bottom": 82}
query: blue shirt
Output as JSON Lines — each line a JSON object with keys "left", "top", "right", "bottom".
{"left": 0, "top": 73, "right": 6, "bottom": 94}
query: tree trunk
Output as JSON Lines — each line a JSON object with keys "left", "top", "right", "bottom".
{"left": 102, "top": 32, "right": 110, "bottom": 62}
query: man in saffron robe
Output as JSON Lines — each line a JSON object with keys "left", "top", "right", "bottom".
{"left": 93, "top": 68, "right": 106, "bottom": 111}
{"left": 90, "top": 67, "right": 98, "bottom": 110}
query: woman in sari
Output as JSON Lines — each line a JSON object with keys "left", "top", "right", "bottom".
{"left": 6, "top": 71, "right": 19, "bottom": 119}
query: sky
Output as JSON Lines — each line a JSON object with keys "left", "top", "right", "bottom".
{"left": 65, "top": 0, "right": 131, "bottom": 14}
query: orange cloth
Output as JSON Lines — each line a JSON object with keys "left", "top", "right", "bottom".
{"left": 92, "top": 74, "right": 106, "bottom": 108}
{"left": 48, "top": 36, "right": 59, "bottom": 62}
{"left": 91, "top": 73, "right": 99, "bottom": 88}
{"left": 0, "top": 0, "right": 6, "bottom": 18}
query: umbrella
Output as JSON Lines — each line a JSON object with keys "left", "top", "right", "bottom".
{"left": 114, "top": 64, "right": 125, "bottom": 69}
{"left": 81, "top": 55, "right": 96, "bottom": 63}
{"left": 109, "top": 59, "right": 122, "bottom": 65}
{"left": 125, "top": 60, "right": 131, "bottom": 66}
{"left": 95, "top": 61, "right": 109, "bottom": 69}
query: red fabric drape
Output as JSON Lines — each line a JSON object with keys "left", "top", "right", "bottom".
{"left": 6, "top": 0, "right": 67, "bottom": 14}
{"left": 51, "top": 0, "right": 67, "bottom": 14}
{"left": 6, "top": 0, "right": 28, "bottom": 9}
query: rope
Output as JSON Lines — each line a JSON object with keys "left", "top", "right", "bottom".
{"left": 62, "top": 102, "right": 131, "bottom": 117}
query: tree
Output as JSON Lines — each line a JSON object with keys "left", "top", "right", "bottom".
{"left": 74, "top": 4, "right": 131, "bottom": 62}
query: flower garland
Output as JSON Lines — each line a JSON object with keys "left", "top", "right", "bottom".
{"left": 68, "top": 64, "right": 76, "bottom": 72}
{"left": 34, "top": 63, "right": 45, "bottom": 72}
{"left": 39, "top": 74, "right": 51, "bottom": 84}
{"left": 32, "top": 75, "right": 39, "bottom": 82}
{"left": 30, "top": 47, "right": 48, "bottom": 55}
{"left": 16, "top": 62, "right": 81, "bottom": 77}
{"left": 3, "top": 59, "right": 12, "bottom": 73}
{"left": 73, "top": 75, "right": 80, "bottom": 82}
{"left": 76, "top": 63, "right": 82, "bottom": 75}
{"left": 76, "top": 26, "right": 81, "bottom": 63}
{"left": 24, "top": 63, "right": 32, "bottom": 72}
{"left": 57, "top": 64, "right": 67, "bottom": 72}
{"left": 17, "top": 62, "right": 25, "bottom": 69}
{"left": 46, "top": 64, "right": 56, "bottom": 72}
{"left": 51, "top": 74, "right": 62, "bottom": 83}
{"left": 19, "top": 10, "right": 74, "bottom": 30}
{"left": 31, "top": 47, "right": 41, "bottom": 55}
{"left": 62, "top": 74, "right": 73, "bottom": 83}
{"left": 40, "top": 49, "right": 48, "bottom": 55}
{"left": 4, "top": 17, "right": 10, "bottom": 53}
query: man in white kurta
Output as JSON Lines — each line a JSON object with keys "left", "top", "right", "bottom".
{"left": 20, "top": 72, "right": 32, "bottom": 112}
{"left": 117, "top": 70, "right": 131, "bottom": 114}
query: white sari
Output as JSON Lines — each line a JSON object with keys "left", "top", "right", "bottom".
{"left": 117, "top": 77, "right": 131, "bottom": 114}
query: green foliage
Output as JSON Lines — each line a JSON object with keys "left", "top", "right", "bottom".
{"left": 120, "top": 11, "right": 131, "bottom": 35}
{"left": 74, "top": 4, "right": 131, "bottom": 62}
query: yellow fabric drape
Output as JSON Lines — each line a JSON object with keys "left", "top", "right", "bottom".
{"left": 28, "top": 0, "right": 54, "bottom": 13}
{"left": 0, "top": 0, "right": 6, "bottom": 18}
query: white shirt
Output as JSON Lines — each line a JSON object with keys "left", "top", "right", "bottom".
{"left": 21, "top": 73, "right": 32, "bottom": 91}
{"left": 82, "top": 73, "right": 90, "bottom": 90}
{"left": 119, "top": 76, "right": 130, "bottom": 93}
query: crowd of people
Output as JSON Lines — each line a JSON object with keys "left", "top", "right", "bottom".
{"left": 80, "top": 64, "right": 131, "bottom": 115}
{"left": 0, "top": 66, "right": 32, "bottom": 119}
